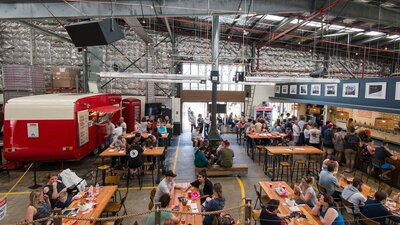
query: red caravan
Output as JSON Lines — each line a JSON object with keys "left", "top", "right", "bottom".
{"left": 3, "top": 93, "right": 122, "bottom": 162}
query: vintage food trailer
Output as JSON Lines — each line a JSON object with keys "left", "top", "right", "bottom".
{"left": 3, "top": 93, "right": 122, "bottom": 163}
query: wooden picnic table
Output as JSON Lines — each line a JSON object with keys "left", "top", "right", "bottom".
{"left": 122, "top": 132, "right": 169, "bottom": 139}
{"left": 259, "top": 181, "right": 322, "bottom": 225}
{"left": 168, "top": 183, "right": 202, "bottom": 225}
{"left": 63, "top": 185, "right": 118, "bottom": 225}
{"left": 245, "top": 132, "right": 285, "bottom": 160}
{"left": 338, "top": 177, "right": 375, "bottom": 199}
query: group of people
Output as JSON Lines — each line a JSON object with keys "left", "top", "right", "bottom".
{"left": 26, "top": 173, "right": 71, "bottom": 225}
{"left": 148, "top": 169, "right": 226, "bottom": 225}
{"left": 194, "top": 140, "right": 235, "bottom": 168}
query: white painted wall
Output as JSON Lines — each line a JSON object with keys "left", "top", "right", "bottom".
{"left": 252, "top": 85, "right": 275, "bottom": 107}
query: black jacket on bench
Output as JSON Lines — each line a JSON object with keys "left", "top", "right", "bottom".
{"left": 190, "top": 178, "right": 213, "bottom": 204}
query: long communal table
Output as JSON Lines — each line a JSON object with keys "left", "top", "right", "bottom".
{"left": 264, "top": 146, "right": 323, "bottom": 181}
{"left": 259, "top": 181, "right": 322, "bottom": 225}
{"left": 169, "top": 183, "right": 202, "bottom": 225}
{"left": 63, "top": 185, "right": 118, "bottom": 225}
{"left": 246, "top": 132, "right": 285, "bottom": 160}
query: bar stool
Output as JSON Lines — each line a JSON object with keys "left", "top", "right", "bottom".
{"left": 306, "top": 160, "right": 320, "bottom": 177}
{"left": 95, "top": 165, "right": 110, "bottom": 186}
{"left": 263, "top": 152, "right": 274, "bottom": 173}
{"left": 292, "top": 160, "right": 306, "bottom": 183}
{"left": 278, "top": 161, "right": 291, "bottom": 182}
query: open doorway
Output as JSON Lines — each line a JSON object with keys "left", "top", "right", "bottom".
{"left": 182, "top": 102, "right": 207, "bottom": 132}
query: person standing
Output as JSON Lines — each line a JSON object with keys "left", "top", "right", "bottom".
{"left": 293, "top": 120, "right": 301, "bottom": 145}
{"left": 333, "top": 127, "right": 344, "bottom": 164}
{"left": 322, "top": 123, "right": 335, "bottom": 158}
{"left": 298, "top": 115, "right": 306, "bottom": 145}
{"left": 105, "top": 119, "right": 115, "bottom": 147}
{"left": 119, "top": 117, "right": 127, "bottom": 134}
{"left": 204, "top": 113, "right": 211, "bottom": 136}
{"left": 197, "top": 114, "right": 204, "bottom": 134}
{"left": 343, "top": 127, "right": 361, "bottom": 173}
{"left": 309, "top": 123, "right": 321, "bottom": 149}
{"left": 189, "top": 112, "right": 196, "bottom": 132}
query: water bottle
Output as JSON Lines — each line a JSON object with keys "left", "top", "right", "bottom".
{"left": 95, "top": 183, "right": 100, "bottom": 194}
{"left": 89, "top": 185, "right": 93, "bottom": 201}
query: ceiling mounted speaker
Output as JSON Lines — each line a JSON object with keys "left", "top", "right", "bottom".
{"left": 65, "top": 19, "right": 124, "bottom": 47}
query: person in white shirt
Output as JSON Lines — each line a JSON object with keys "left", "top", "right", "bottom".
{"left": 204, "top": 113, "right": 211, "bottom": 136}
{"left": 140, "top": 117, "right": 148, "bottom": 133}
{"left": 119, "top": 117, "right": 127, "bottom": 134}
{"left": 105, "top": 119, "right": 115, "bottom": 147}
{"left": 304, "top": 124, "right": 310, "bottom": 145}
{"left": 112, "top": 122, "right": 123, "bottom": 142}
{"left": 293, "top": 120, "right": 301, "bottom": 145}
{"left": 309, "top": 123, "right": 321, "bottom": 149}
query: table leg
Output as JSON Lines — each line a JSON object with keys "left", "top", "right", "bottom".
{"left": 102, "top": 169, "right": 106, "bottom": 186}
{"left": 156, "top": 156, "right": 161, "bottom": 183}
{"left": 251, "top": 139, "right": 256, "bottom": 160}
{"left": 271, "top": 155, "right": 277, "bottom": 181}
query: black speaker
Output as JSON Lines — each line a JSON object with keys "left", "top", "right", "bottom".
{"left": 245, "top": 85, "right": 251, "bottom": 97}
{"left": 234, "top": 72, "right": 245, "bottom": 83}
{"left": 65, "top": 19, "right": 124, "bottom": 47}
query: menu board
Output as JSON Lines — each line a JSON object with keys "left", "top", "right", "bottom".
{"left": 77, "top": 110, "right": 89, "bottom": 146}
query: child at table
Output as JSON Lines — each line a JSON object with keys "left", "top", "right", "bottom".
{"left": 53, "top": 191, "right": 71, "bottom": 210}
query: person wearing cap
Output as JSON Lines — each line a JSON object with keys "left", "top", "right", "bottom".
{"left": 216, "top": 140, "right": 234, "bottom": 168}
{"left": 133, "top": 132, "right": 146, "bottom": 147}
{"left": 154, "top": 170, "right": 180, "bottom": 203}
{"left": 322, "top": 123, "right": 335, "bottom": 159}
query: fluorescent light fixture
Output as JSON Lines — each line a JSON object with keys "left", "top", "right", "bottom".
{"left": 290, "top": 19, "right": 304, "bottom": 24}
{"left": 387, "top": 34, "right": 400, "bottom": 39}
{"left": 305, "top": 21, "right": 323, "bottom": 27}
{"left": 265, "top": 14, "right": 285, "bottom": 21}
{"left": 343, "top": 27, "right": 364, "bottom": 32}
{"left": 364, "top": 31, "right": 385, "bottom": 36}
{"left": 328, "top": 24, "right": 345, "bottom": 30}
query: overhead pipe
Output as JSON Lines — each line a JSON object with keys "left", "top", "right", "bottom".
{"left": 362, "top": 47, "right": 366, "bottom": 79}
{"left": 258, "top": 0, "right": 343, "bottom": 47}
{"left": 255, "top": 69, "right": 386, "bottom": 76}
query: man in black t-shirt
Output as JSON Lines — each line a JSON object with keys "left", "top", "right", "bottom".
{"left": 373, "top": 142, "right": 398, "bottom": 180}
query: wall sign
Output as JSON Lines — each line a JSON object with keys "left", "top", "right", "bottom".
{"left": 365, "top": 82, "right": 387, "bottom": 99}
{"left": 275, "top": 85, "right": 281, "bottom": 94}
{"left": 290, "top": 85, "right": 297, "bottom": 94}
{"left": 299, "top": 84, "right": 307, "bottom": 95}
{"left": 311, "top": 84, "right": 321, "bottom": 96}
{"left": 27, "top": 123, "right": 39, "bottom": 138}
{"left": 325, "top": 84, "right": 337, "bottom": 97}
{"left": 342, "top": 83, "right": 359, "bottom": 98}
{"left": 77, "top": 110, "right": 89, "bottom": 146}
{"left": 281, "top": 85, "right": 288, "bottom": 94}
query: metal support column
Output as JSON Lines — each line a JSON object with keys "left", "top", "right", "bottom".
{"left": 82, "top": 47, "right": 89, "bottom": 93}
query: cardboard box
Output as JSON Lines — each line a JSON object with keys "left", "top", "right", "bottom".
{"left": 52, "top": 67, "right": 80, "bottom": 88}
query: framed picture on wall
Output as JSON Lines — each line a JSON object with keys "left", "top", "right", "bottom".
{"left": 289, "top": 85, "right": 297, "bottom": 94}
{"left": 342, "top": 83, "right": 359, "bottom": 98}
{"left": 325, "top": 84, "right": 337, "bottom": 97}
{"left": 275, "top": 85, "right": 281, "bottom": 94}
{"left": 311, "top": 84, "right": 321, "bottom": 96}
{"left": 299, "top": 84, "right": 307, "bottom": 95}
{"left": 365, "top": 82, "right": 387, "bottom": 99}
{"left": 282, "top": 85, "right": 288, "bottom": 94}
{"left": 396, "top": 82, "right": 400, "bottom": 100}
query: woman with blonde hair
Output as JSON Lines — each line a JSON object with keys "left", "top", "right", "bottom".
{"left": 26, "top": 190, "right": 52, "bottom": 225}
{"left": 294, "top": 176, "right": 317, "bottom": 207}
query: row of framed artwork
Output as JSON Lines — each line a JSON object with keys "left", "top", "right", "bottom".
{"left": 275, "top": 82, "right": 400, "bottom": 100}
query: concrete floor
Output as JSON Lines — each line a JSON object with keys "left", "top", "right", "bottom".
{"left": 0, "top": 131, "right": 398, "bottom": 225}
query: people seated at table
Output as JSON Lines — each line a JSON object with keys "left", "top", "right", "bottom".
{"left": 186, "top": 169, "right": 213, "bottom": 204}
{"left": 192, "top": 127, "right": 203, "bottom": 147}
{"left": 309, "top": 123, "right": 321, "bottom": 149}
{"left": 140, "top": 117, "right": 148, "bottom": 133}
{"left": 158, "top": 125, "right": 168, "bottom": 134}
{"left": 311, "top": 194, "right": 345, "bottom": 225}
{"left": 110, "top": 135, "right": 127, "bottom": 149}
{"left": 260, "top": 199, "right": 288, "bottom": 225}
{"left": 341, "top": 177, "right": 366, "bottom": 214}
{"left": 53, "top": 191, "right": 71, "bottom": 210}
{"left": 294, "top": 176, "right": 317, "bottom": 207}
{"left": 145, "top": 134, "right": 158, "bottom": 148}
{"left": 344, "top": 127, "right": 361, "bottom": 173}
{"left": 393, "top": 193, "right": 400, "bottom": 202}
{"left": 26, "top": 190, "right": 52, "bottom": 225}
{"left": 361, "top": 191, "right": 400, "bottom": 225}
{"left": 112, "top": 121, "right": 123, "bottom": 141}
{"left": 203, "top": 183, "right": 226, "bottom": 225}
{"left": 373, "top": 142, "right": 398, "bottom": 180}
{"left": 43, "top": 172, "right": 67, "bottom": 209}
{"left": 199, "top": 140, "right": 213, "bottom": 159}
{"left": 127, "top": 141, "right": 144, "bottom": 176}
{"left": 146, "top": 193, "right": 181, "bottom": 225}
{"left": 216, "top": 140, "right": 234, "bottom": 168}
{"left": 319, "top": 163, "right": 341, "bottom": 199}
{"left": 154, "top": 170, "right": 180, "bottom": 203}
{"left": 283, "top": 127, "right": 294, "bottom": 146}
{"left": 133, "top": 132, "right": 146, "bottom": 147}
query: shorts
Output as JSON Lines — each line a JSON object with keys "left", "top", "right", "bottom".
{"left": 335, "top": 145, "right": 344, "bottom": 153}
{"left": 323, "top": 146, "right": 334, "bottom": 155}
{"left": 373, "top": 162, "right": 393, "bottom": 170}
{"left": 344, "top": 148, "right": 356, "bottom": 161}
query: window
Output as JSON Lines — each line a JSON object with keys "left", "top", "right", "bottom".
{"left": 181, "top": 63, "right": 245, "bottom": 91}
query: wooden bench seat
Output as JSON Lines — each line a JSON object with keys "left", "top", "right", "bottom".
{"left": 195, "top": 164, "right": 248, "bottom": 177}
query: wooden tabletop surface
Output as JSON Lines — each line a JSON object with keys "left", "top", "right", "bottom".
{"left": 259, "top": 181, "right": 322, "bottom": 225}
{"left": 63, "top": 185, "right": 118, "bottom": 225}
{"left": 266, "top": 146, "right": 323, "bottom": 155}
{"left": 169, "top": 183, "right": 202, "bottom": 225}
{"left": 99, "top": 147, "right": 127, "bottom": 157}
{"left": 143, "top": 147, "right": 165, "bottom": 156}
{"left": 247, "top": 133, "right": 285, "bottom": 139}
